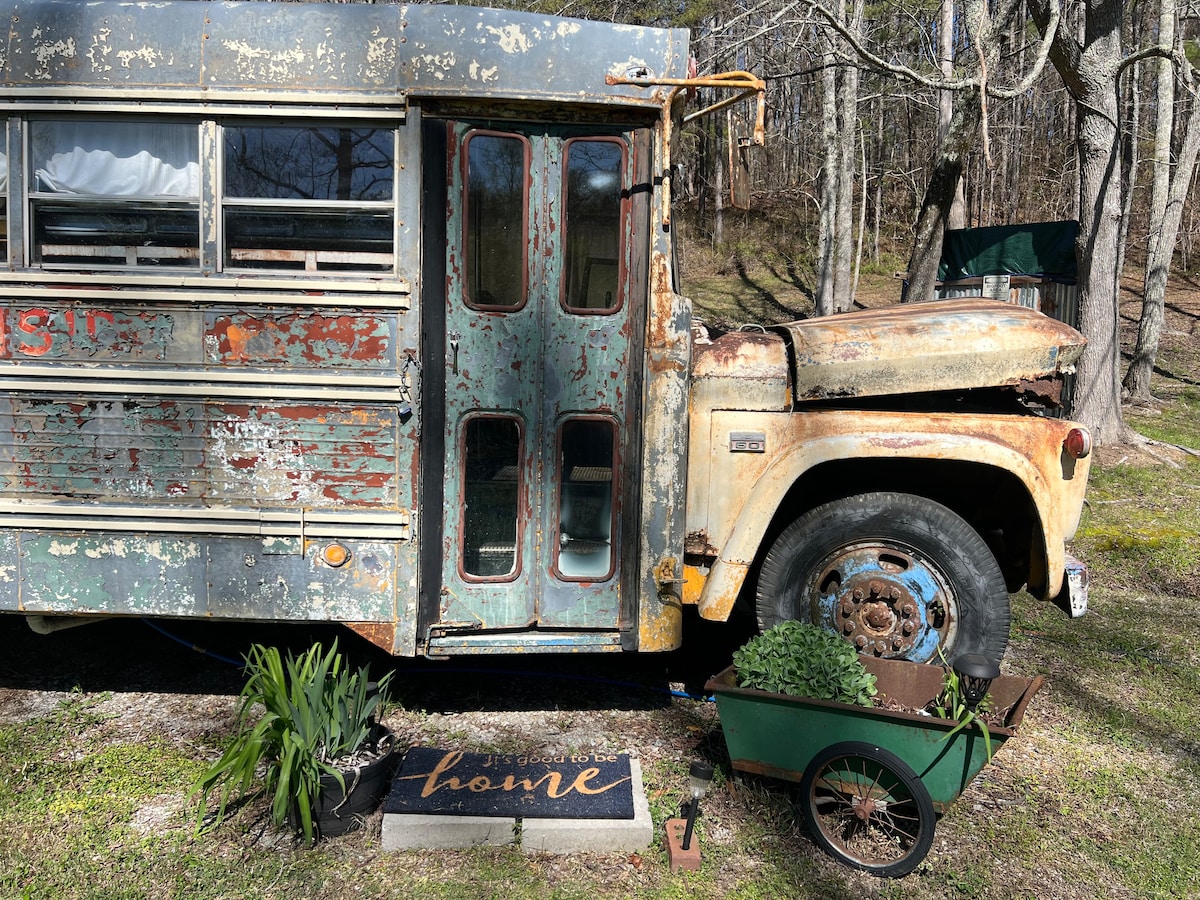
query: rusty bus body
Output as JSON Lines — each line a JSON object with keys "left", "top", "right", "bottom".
{"left": 0, "top": 1, "right": 1090, "bottom": 663}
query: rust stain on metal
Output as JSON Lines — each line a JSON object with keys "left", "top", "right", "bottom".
{"left": 343, "top": 621, "right": 399, "bottom": 653}
{"left": 647, "top": 252, "right": 676, "bottom": 351}
{"left": 777, "top": 299, "right": 1086, "bottom": 402}
{"left": 692, "top": 329, "right": 785, "bottom": 379}
{"left": 684, "top": 530, "right": 716, "bottom": 556}
{"left": 209, "top": 312, "right": 392, "bottom": 367}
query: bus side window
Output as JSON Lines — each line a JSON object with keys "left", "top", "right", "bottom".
{"left": 222, "top": 125, "right": 395, "bottom": 274}
{"left": 29, "top": 120, "right": 200, "bottom": 268}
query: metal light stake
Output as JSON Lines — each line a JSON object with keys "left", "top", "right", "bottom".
{"left": 681, "top": 761, "right": 714, "bottom": 850}
{"left": 952, "top": 653, "right": 1001, "bottom": 711}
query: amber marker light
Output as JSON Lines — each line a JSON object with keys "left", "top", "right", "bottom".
{"left": 321, "top": 543, "right": 351, "bottom": 568}
{"left": 1063, "top": 427, "right": 1092, "bottom": 459}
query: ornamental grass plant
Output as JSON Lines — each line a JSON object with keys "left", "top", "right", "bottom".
{"left": 192, "top": 639, "right": 392, "bottom": 843}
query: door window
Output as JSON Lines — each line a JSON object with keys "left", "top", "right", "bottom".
{"left": 461, "top": 415, "right": 523, "bottom": 580}
{"left": 556, "top": 418, "right": 616, "bottom": 580}
{"left": 562, "top": 139, "right": 624, "bottom": 313}
{"left": 464, "top": 132, "right": 529, "bottom": 309}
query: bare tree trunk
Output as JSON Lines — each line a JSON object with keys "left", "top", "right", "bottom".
{"left": 714, "top": 116, "right": 726, "bottom": 246}
{"left": 1124, "top": 71, "right": 1200, "bottom": 401}
{"left": 834, "top": 0, "right": 863, "bottom": 310}
{"left": 1031, "top": 0, "right": 1132, "bottom": 443}
{"left": 872, "top": 95, "right": 883, "bottom": 262}
{"left": 938, "top": 0, "right": 967, "bottom": 229}
{"left": 816, "top": 23, "right": 840, "bottom": 315}
{"left": 1115, "top": 54, "right": 1140, "bottom": 292}
{"left": 904, "top": 87, "right": 980, "bottom": 302}
{"left": 1123, "top": 0, "right": 1189, "bottom": 403}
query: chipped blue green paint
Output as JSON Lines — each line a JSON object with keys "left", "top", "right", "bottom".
{"left": 0, "top": 399, "right": 405, "bottom": 508}
{"left": 436, "top": 123, "right": 643, "bottom": 635}
{"left": 16, "top": 534, "right": 401, "bottom": 623}
{"left": 0, "top": 302, "right": 400, "bottom": 372}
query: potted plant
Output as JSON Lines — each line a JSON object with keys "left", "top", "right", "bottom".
{"left": 193, "top": 639, "right": 395, "bottom": 843}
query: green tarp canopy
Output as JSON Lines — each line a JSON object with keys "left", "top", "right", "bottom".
{"left": 938, "top": 220, "right": 1078, "bottom": 281}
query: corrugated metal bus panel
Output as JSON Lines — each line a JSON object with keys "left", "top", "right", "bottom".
{"left": 15, "top": 533, "right": 401, "bottom": 621}
{"left": 0, "top": 397, "right": 405, "bottom": 510}
{"left": 0, "top": 2, "right": 687, "bottom": 108}
{"left": 935, "top": 278, "right": 1080, "bottom": 329}
{"left": 0, "top": 303, "right": 400, "bottom": 374}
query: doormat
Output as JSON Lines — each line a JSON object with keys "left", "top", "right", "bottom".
{"left": 383, "top": 747, "right": 635, "bottom": 819}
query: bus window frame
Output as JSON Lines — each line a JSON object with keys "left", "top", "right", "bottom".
{"left": 25, "top": 117, "right": 202, "bottom": 271}
{"left": 219, "top": 120, "right": 399, "bottom": 276}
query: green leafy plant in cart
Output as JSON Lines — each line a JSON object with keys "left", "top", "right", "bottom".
{"left": 930, "top": 649, "right": 995, "bottom": 762}
{"left": 192, "top": 639, "right": 392, "bottom": 844}
{"left": 733, "top": 621, "right": 877, "bottom": 706}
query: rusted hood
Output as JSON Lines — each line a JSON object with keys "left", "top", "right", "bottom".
{"left": 774, "top": 299, "right": 1086, "bottom": 401}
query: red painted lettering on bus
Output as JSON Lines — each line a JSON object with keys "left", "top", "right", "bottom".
{"left": 17, "top": 308, "right": 52, "bottom": 356}
{"left": 87, "top": 309, "right": 115, "bottom": 339}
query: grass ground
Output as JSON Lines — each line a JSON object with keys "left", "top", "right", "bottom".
{"left": 2, "top": 257, "right": 1199, "bottom": 899}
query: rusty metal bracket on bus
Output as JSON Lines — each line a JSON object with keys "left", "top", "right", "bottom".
{"left": 605, "top": 70, "right": 766, "bottom": 227}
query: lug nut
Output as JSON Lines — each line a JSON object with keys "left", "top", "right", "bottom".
{"left": 855, "top": 635, "right": 868, "bottom": 649}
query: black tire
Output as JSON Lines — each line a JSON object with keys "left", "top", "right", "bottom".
{"left": 799, "top": 741, "right": 936, "bottom": 878}
{"left": 756, "top": 492, "right": 1010, "bottom": 664}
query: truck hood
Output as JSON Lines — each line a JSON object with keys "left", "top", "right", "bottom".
{"left": 773, "top": 299, "right": 1086, "bottom": 401}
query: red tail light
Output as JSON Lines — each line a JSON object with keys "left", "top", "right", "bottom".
{"left": 1064, "top": 428, "right": 1092, "bottom": 459}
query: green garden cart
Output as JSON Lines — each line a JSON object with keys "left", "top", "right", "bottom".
{"left": 705, "top": 655, "right": 1044, "bottom": 877}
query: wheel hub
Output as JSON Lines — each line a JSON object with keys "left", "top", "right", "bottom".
{"left": 852, "top": 796, "right": 878, "bottom": 822}
{"left": 814, "top": 544, "right": 957, "bottom": 660}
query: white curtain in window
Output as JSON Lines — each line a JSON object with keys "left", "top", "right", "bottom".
{"left": 0, "top": 151, "right": 7, "bottom": 194}
{"left": 32, "top": 122, "right": 198, "bottom": 197}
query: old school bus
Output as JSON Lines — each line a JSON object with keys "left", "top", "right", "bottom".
{"left": 0, "top": 0, "right": 1090, "bottom": 664}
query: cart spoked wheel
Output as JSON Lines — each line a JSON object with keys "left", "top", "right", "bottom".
{"left": 799, "top": 741, "right": 936, "bottom": 878}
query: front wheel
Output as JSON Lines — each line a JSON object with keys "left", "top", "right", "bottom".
{"left": 755, "top": 492, "right": 1010, "bottom": 664}
{"left": 799, "top": 741, "right": 936, "bottom": 878}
